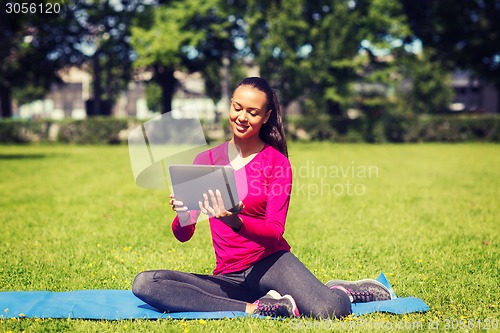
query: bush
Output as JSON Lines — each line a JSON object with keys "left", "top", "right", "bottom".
{"left": 0, "top": 118, "right": 129, "bottom": 144}
{"left": 291, "top": 113, "right": 500, "bottom": 143}
{"left": 393, "top": 114, "right": 500, "bottom": 143}
{"left": 57, "top": 117, "right": 128, "bottom": 144}
{"left": 289, "top": 115, "right": 338, "bottom": 141}
{"left": 2, "top": 114, "right": 498, "bottom": 144}
{"left": 0, "top": 119, "right": 48, "bottom": 143}
{"left": 370, "top": 121, "right": 387, "bottom": 143}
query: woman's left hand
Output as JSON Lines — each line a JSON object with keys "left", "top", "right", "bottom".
{"left": 198, "top": 189, "right": 244, "bottom": 230}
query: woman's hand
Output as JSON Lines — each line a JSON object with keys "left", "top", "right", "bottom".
{"left": 169, "top": 193, "right": 190, "bottom": 225}
{"left": 198, "top": 189, "right": 244, "bottom": 231}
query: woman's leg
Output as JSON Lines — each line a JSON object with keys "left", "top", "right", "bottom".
{"left": 245, "top": 251, "right": 352, "bottom": 318}
{"left": 132, "top": 269, "right": 264, "bottom": 313}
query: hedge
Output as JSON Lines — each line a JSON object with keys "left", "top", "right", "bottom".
{"left": 383, "top": 114, "right": 500, "bottom": 143}
{"left": 0, "top": 118, "right": 129, "bottom": 144}
{"left": 290, "top": 114, "right": 500, "bottom": 143}
{"left": 0, "top": 119, "right": 48, "bottom": 143}
{"left": 1, "top": 114, "right": 499, "bottom": 144}
{"left": 57, "top": 117, "right": 128, "bottom": 144}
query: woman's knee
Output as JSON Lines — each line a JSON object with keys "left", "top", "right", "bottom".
{"left": 327, "top": 289, "right": 352, "bottom": 318}
{"left": 303, "top": 289, "right": 352, "bottom": 319}
{"left": 132, "top": 271, "right": 154, "bottom": 298}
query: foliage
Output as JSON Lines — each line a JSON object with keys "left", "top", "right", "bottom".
{"left": 0, "top": 118, "right": 130, "bottom": 144}
{"left": 2, "top": 114, "right": 498, "bottom": 145}
{"left": 131, "top": 1, "right": 206, "bottom": 71}
{"left": 0, "top": 119, "right": 47, "bottom": 143}
{"left": 3, "top": 0, "right": 498, "bottom": 122}
{"left": 245, "top": 0, "right": 418, "bottom": 126}
{"left": 68, "top": 0, "right": 149, "bottom": 115}
{"left": 394, "top": 51, "right": 455, "bottom": 115}
{"left": 289, "top": 114, "right": 500, "bottom": 143}
{"left": 401, "top": 0, "right": 500, "bottom": 86}
{"left": 0, "top": 0, "right": 65, "bottom": 117}
{"left": 246, "top": 0, "right": 312, "bottom": 111}
{"left": 0, "top": 0, "right": 151, "bottom": 118}
{"left": 383, "top": 114, "right": 500, "bottom": 143}
{"left": 57, "top": 117, "right": 128, "bottom": 144}
{"left": 144, "top": 82, "right": 162, "bottom": 113}
{"left": 131, "top": 0, "right": 238, "bottom": 113}
{"left": 202, "top": 58, "right": 248, "bottom": 104}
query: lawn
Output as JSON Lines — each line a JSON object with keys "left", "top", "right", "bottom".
{"left": 0, "top": 142, "right": 499, "bottom": 332}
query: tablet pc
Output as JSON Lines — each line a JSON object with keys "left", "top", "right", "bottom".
{"left": 169, "top": 164, "right": 239, "bottom": 211}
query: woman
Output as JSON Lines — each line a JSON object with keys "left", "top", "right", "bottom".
{"left": 132, "top": 77, "right": 391, "bottom": 318}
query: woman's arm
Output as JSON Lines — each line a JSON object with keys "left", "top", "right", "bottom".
{"left": 171, "top": 213, "right": 197, "bottom": 242}
{"left": 170, "top": 194, "right": 200, "bottom": 242}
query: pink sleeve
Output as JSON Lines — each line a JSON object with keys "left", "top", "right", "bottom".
{"left": 237, "top": 159, "right": 292, "bottom": 245}
{"left": 171, "top": 212, "right": 198, "bottom": 242}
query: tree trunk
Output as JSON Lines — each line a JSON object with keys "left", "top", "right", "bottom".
{"left": 92, "top": 52, "right": 102, "bottom": 116}
{"left": 327, "top": 100, "right": 343, "bottom": 117}
{"left": 0, "top": 84, "right": 12, "bottom": 118}
{"left": 281, "top": 99, "right": 289, "bottom": 127}
{"left": 221, "top": 51, "right": 230, "bottom": 104}
{"left": 154, "top": 64, "right": 177, "bottom": 114}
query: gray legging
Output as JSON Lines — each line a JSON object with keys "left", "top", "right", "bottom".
{"left": 132, "top": 250, "right": 351, "bottom": 318}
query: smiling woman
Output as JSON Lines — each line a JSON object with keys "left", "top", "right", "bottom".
{"left": 131, "top": 77, "right": 391, "bottom": 319}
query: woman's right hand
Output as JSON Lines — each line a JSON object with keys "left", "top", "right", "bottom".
{"left": 169, "top": 194, "right": 190, "bottom": 225}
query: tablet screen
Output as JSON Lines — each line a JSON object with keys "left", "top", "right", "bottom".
{"left": 169, "top": 164, "right": 239, "bottom": 211}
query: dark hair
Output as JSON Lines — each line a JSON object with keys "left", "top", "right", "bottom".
{"left": 234, "top": 77, "right": 288, "bottom": 157}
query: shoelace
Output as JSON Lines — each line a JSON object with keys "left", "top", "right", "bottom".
{"left": 256, "top": 302, "right": 283, "bottom": 316}
{"left": 347, "top": 288, "right": 375, "bottom": 302}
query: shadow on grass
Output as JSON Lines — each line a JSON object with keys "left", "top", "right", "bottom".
{"left": 0, "top": 153, "right": 67, "bottom": 160}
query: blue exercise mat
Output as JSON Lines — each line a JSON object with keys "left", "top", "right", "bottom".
{"left": 0, "top": 273, "right": 428, "bottom": 320}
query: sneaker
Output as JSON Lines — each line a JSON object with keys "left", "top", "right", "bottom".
{"left": 253, "top": 290, "right": 300, "bottom": 317}
{"left": 326, "top": 279, "right": 392, "bottom": 303}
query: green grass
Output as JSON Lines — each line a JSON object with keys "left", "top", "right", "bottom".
{"left": 1, "top": 143, "right": 499, "bottom": 332}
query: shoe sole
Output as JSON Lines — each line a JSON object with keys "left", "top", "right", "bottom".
{"left": 325, "top": 279, "right": 392, "bottom": 301}
{"left": 282, "top": 294, "right": 300, "bottom": 317}
{"left": 266, "top": 290, "right": 282, "bottom": 299}
{"left": 265, "top": 290, "right": 300, "bottom": 317}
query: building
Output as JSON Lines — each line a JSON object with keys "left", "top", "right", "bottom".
{"left": 450, "top": 71, "right": 499, "bottom": 113}
{"left": 14, "top": 68, "right": 217, "bottom": 120}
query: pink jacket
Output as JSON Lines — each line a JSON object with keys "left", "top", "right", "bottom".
{"left": 171, "top": 141, "right": 292, "bottom": 275}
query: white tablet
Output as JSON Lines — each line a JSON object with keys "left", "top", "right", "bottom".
{"left": 169, "top": 164, "right": 240, "bottom": 211}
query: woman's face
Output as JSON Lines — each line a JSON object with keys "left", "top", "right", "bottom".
{"left": 229, "top": 85, "right": 271, "bottom": 141}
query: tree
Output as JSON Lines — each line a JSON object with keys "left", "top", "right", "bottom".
{"left": 244, "top": 0, "right": 414, "bottom": 120}
{"left": 306, "top": 0, "right": 365, "bottom": 117}
{"left": 71, "top": 0, "right": 146, "bottom": 116}
{"left": 193, "top": 0, "right": 246, "bottom": 111}
{"left": 312, "top": 0, "right": 416, "bottom": 117}
{"left": 401, "top": 0, "right": 500, "bottom": 86}
{"left": 0, "top": 0, "right": 148, "bottom": 118}
{"left": 0, "top": 1, "right": 64, "bottom": 118}
{"left": 202, "top": 58, "right": 248, "bottom": 106}
{"left": 395, "top": 51, "right": 454, "bottom": 115}
{"left": 132, "top": 0, "right": 236, "bottom": 113}
{"left": 245, "top": 0, "right": 312, "bottom": 117}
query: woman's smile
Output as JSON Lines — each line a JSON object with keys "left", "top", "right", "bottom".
{"left": 235, "top": 122, "right": 249, "bottom": 132}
